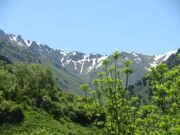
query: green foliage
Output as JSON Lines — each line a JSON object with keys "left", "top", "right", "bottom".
{"left": 82, "top": 51, "right": 136, "bottom": 134}
{"left": 0, "top": 109, "right": 103, "bottom": 135}
{"left": 139, "top": 64, "right": 180, "bottom": 134}
{"left": 0, "top": 62, "right": 104, "bottom": 134}
{"left": 82, "top": 52, "right": 180, "bottom": 134}
{"left": 0, "top": 51, "right": 179, "bottom": 134}
{"left": 80, "top": 84, "right": 89, "bottom": 102}
{"left": 0, "top": 100, "right": 24, "bottom": 125}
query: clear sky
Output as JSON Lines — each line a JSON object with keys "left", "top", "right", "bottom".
{"left": 0, "top": 0, "right": 179, "bottom": 55}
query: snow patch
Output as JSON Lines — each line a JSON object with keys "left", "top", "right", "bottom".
{"left": 82, "top": 55, "right": 89, "bottom": 62}
{"left": 72, "top": 61, "right": 77, "bottom": 70}
{"left": 154, "top": 54, "right": 164, "bottom": 61}
{"left": 9, "top": 35, "right": 24, "bottom": 46}
{"left": 151, "top": 50, "right": 177, "bottom": 68}
{"left": 17, "top": 42, "right": 24, "bottom": 46}
{"left": 61, "top": 57, "right": 65, "bottom": 67}
{"left": 80, "top": 61, "right": 84, "bottom": 74}
{"left": 150, "top": 61, "right": 157, "bottom": 67}
{"left": 66, "top": 59, "right": 71, "bottom": 64}
{"left": 87, "top": 58, "right": 96, "bottom": 72}
{"left": 97, "top": 56, "right": 108, "bottom": 63}
{"left": 145, "top": 67, "right": 151, "bottom": 71}
{"left": 12, "top": 36, "right": 17, "bottom": 42}
{"left": 72, "top": 52, "right": 76, "bottom": 55}
{"left": 25, "top": 40, "right": 32, "bottom": 47}
{"left": 59, "top": 51, "right": 68, "bottom": 56}
{"left": 96, "top": 56, "right": 108, "bottom": 68}
{"left": 154, "top": 50, "right": 177, "bottom": 61}
{"left": 135, "top": 57, "right": 142, "bottom": 63}
{"left": 161, "top": 50, "right": 177, "bottom": 61}
{"left": 132, "top": 52, "right": 138, "bottom": 57}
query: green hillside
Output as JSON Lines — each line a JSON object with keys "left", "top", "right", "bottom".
{"left": 0, "top": 108, "right": 103, "bottom": 135}
{"left": 0, "top": 61, "right": 104, "bottom": 134}
{"left": 0, "top": 48, "right": 179, "bottom": 134}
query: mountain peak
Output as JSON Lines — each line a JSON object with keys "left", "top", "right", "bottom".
{"left": 154, "top": 50, "right": 177, "bottom": 61}
{"left": 8, "top": 34, "right": 26, "bottom": 46}
{"left": 149, "top": 50, "right": 177, "bottom": 68}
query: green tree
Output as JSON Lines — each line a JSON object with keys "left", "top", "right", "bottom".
{"left": 80, "top": 84, "right": 89, "bottom": 102}
{"left": 136, "top": 64, "right": 180, "bottom": 134}
{"left": 88, "top": 51, "right": 135, "bottom": 135}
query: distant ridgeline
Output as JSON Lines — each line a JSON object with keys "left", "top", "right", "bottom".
{"left": 0, "top": 29, "right": 179, "bottom": 94}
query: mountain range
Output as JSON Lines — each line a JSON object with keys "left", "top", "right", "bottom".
{"left": 0, "top": 29, "right": 178, "bottom": 94}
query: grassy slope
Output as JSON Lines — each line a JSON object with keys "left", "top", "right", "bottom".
{"left": 0, "top": 107, "right": 103, "bottom": 135}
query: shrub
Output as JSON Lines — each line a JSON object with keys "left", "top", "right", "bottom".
{"left": 70, "top": 108, "right": 91, "bottom": 126}
{"left": 6, "top": 105, "right": 24, "bottom": 123}
{"left": 41, "top": 95, "right": 63, "bottom": 119}
{"left": 40, "top": 95, "right": 53, "bottom": 111}
{"left": 51, "top": 106, "right": 63, "bottom": 119}
{"left": 0, "top": 100, "right": 24, "bottom": 125}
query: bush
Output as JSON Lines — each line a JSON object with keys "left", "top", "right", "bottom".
{"left": 6, "top": 106, "right": 24, "bottom": 123}
{"left": 0, "top": 100, "right": 24, "bottom": 125}
{"left": 40, "top": 95, "right": 63, "bottom": 119}
{"left": 71, "top": 109, "right": 91, "bottom": 126}
{"left": 40, "top": 95, "right": 53, "bottom": 110}
{"left": 51, "top": 106, "right": 63, "bottom": 119}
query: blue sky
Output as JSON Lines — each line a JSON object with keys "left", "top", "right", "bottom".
{"left": 0, "top": 0, "right": 179, "bottom": 55}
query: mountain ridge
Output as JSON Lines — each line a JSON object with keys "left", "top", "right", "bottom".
{"left": 0, "top": 29, "right": 178, "bottom": 93}
{"left": 0, "top": 29, "right": 176, "bottom": 73}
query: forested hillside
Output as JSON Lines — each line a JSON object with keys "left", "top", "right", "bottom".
{"left": 0, "top": 60, "right": 104, "bottom": 134}
{"left": 0, "top": 51, "right": 179, "bottom": 134}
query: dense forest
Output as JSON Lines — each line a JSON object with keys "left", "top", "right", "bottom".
{"left": 0, "top": 51, "right": 179, "bottom": 135}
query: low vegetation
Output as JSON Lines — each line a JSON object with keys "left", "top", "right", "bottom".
{"left": 0, "top": 61, "right": 103, "bottom": 134}
{"left": 0, "top": 51, "right": 179, "bottom": 134}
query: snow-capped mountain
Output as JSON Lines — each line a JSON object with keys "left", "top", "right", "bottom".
{"left": 0, "top": 29, "right": 178, "bottom": 86}
{"left": 33, "top": 47, "right": 176, "bottom": 76}
{"left": 55, "top": 50, "right": 108, "bottom": 74}
{"left": 150, "top": 50, "right": 177, "bottom": 67}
